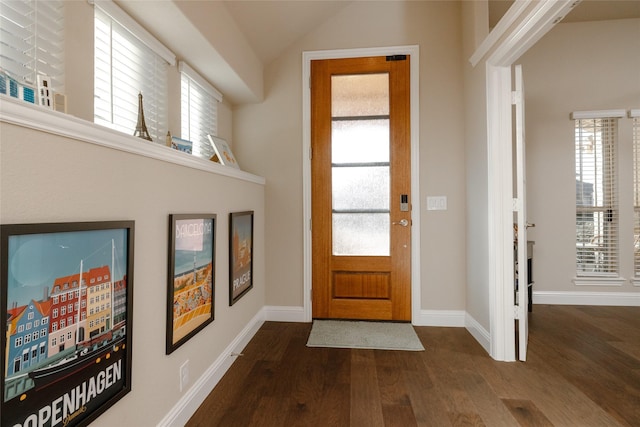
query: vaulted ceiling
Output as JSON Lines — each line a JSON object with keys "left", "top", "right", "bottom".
{"left": 117, "top": 1, "right": 640, "bottom": 105}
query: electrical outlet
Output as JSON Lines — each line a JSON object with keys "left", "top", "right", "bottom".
{"left": 179, "top": 360, "right": 189, "bottom": 392}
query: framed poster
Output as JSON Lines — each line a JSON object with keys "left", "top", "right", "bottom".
{"left": 229, "top": 211, "right": 253, "bottom": 305}
{"left": 1, "top": 221, "right": 134, "bottom": 427}
{"left": 166, "top": 214, "right": 215, "bottom": 354}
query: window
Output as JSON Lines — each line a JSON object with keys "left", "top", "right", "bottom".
{"left": 93, "top": 1, "right": 175, "bottom": 144}
{"left": 0, "top": 0, "right": 65, "bottom": 95}
{"left": 574, "top": 115, "right": 620, "bottom": 276}
{"left": 180, "top": 61, "right": 222, "bottom": 156}
{"left": 15, "top": 337, "right": 22, "bottom": 347}
{"left": 633, "top": 111, "right": 640, "bottom": 278}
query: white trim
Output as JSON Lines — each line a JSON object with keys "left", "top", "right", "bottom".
{"left": 90, "top": 0, "right": 176, "bottom": 66}
{"left": 0, "top": 95, "right": 265, "bottom": 185}
{"left": 533, "top": 291, "right": 640, "bottom": 306}
{"left": 414, "top": 310, "right": 466, "bottom": 327}
{"left": 157, "top": 310, "right": 265, "bottom": 427}
{"left": 475, "top": 0, "right": 582, "bottom": 363}
{"left": 633, "top": 278, "right": 640, "bottom": 287}
{"left": 469, "top": 0, "right": 531, "bottom": 66}
{"left": 179, "top": 61, "right": 223, "bottom": 102}
{"left": 572, "top": 276, "right": 625, "bottom": 286}
{"left": 629, "top": 109, "right": 640, "bottom": 118}
{"left": 486, "top": 63, "right": 516, "bottom": 362}
{"left": 301, "top": 45, "right": 421, "bottom": 324}
{"left": 263, "top": 305, "right": 306, "bottom": 323}
{"left": 465, "top": 313, "right": 491, "bottom": 355}
{"left": 488, "top": 0, "right": 580, "bottom": 66}
{"left": 571, "top": 110, "right": 627, "bottom": 120}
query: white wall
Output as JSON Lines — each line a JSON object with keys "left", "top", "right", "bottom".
{"left": 520, "top": 18, "right": 640, "bottom": 297}
{"left": 233, "top": 0, "right": 468, "bottom": 314}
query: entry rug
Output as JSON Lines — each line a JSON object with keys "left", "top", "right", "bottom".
{"left": 306, "top": 320, "right": 425, "bottom": 351}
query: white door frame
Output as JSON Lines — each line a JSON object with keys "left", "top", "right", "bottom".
{"left": 302, "top": 45, "right": 421, "bottom": 323}
{"left": 471, "top": 0, "right": 582, "bottom": 361}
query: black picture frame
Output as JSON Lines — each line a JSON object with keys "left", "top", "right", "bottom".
{"left": 229, "top": 211, "right": 254, "bottom": 306}
{"left": 166, "top": 214, "right": 216, "bottom": 354}
{"left": 1, "top": 221, "right": 134, "bottom": 427}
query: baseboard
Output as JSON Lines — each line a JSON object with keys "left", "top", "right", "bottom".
{"left": 263, "top": 305, "right": 306, "bottom": 322}
{"left": 533, "top": 291, "right": 640, "bottom": 306}
{"left": 158, "top": 310, "right": 265, "bottom": 427}
{"left": 413, "top": 309, "right": 466, "bottom": 327}
{"left": 464, "top": 313, "right": 491, "bottom": 354}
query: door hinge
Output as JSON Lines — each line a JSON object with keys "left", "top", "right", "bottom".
{"left": 513, "top": 306, "right": 520, "bottom": 319}
{"left": 386, "top": 54, "right": 407, "bottom": 61}
{"left": 511, "top": 90, "right": 522, "bottom": 105}
{"left": 512, "top": 198, "right": 522, "bottom": 211}
{"left": 512, "top": 89, "right": 524, "bottom": 105}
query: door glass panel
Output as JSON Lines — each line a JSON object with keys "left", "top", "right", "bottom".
{"left": 333, "top": 213, "right": 390, "bottom": 256}
{"left": 331, "top": 73, "right": 390, "bottom": 256}
{"left": 332, "top": 166, "right": 389, "bottom": 211}
{"left": 332, "top": 73, "right": 389, "bottom": 117}
{"left": 332, "top": 119, "right": 389, "bottom": 163}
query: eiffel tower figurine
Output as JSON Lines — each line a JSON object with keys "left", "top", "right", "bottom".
{"left": 133, "top": 92, "right": 152, "bottom": 141}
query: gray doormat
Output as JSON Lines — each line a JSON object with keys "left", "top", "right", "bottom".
{"left": 306, "top": 320, "right": 425, "bottom": 351}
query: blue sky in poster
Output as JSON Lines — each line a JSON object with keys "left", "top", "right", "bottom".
{"left": 234, "top": 215, "right": 252, "bottom": 242}
{"left": 174, "top": 218, "right": 214, "bottom": 276}
{"left": 7, "top": 229, "right": 128, "bottom": 307}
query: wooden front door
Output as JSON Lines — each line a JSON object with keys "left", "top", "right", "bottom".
{"left": 311, "top": 55, "right": 411, "bottom": 321}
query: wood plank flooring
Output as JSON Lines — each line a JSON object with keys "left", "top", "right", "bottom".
{"left": 186, "top": 305, "right": 640, "bottom": 426}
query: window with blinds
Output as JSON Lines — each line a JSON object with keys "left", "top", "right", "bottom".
{"left": 180, "top": 62, "right": 221, "bottom": 157}
{"left": 633, "top": 114, "right": 640, "bottom": 278}
{"left": 575, "top": 117, "right": 619, "bottom": 276}
{"left": 94, "top": 5, "right": 171, "bottom": 144}
{"left": 0, "top": 0, "right": 65, "bottom": 92}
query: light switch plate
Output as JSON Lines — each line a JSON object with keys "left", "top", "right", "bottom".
{"left": 427, "top": 196, "right": 447, "bottom": 211}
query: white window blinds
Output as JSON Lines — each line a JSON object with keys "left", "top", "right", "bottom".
{"left": 93, "top": 2, "right": 174, "bottom": 144}
{"left": 180, "top": 61, "right": 221, "bottom": 157}
{"left": 574, "top": 114, "right": 620, "bottom": 276}
{"left": 0, "top": 0, "right": 65, "bottom": 90}
{"left": 632, "top": 110, "right": 640, "bottom": 278}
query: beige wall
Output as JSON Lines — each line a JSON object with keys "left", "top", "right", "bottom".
{"left": 233, "top": 1, "right": 468, "bottom": 311}
{"left": 462, "top": 1, "right": 491, "bottom": 331}
{"left": 520, "top": 18, "right": 640, "bottom": 293}
{"left": 0, "top": 121, "right": 265, "bottom": 426}
{"left": 2, "top": 3, "right": 262, "bottom": 425}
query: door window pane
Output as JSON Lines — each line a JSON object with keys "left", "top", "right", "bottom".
{"left": 332, "top": 166, "right": 389, "bottom": 211}
{"left": 332, "top": 119, "right": 389, "bottom": 163}
{"left": 332, "top": 74, "right": 389, "bottom": 117}
{"left": 333, "top": 214, "right": 389, "bottom": 256}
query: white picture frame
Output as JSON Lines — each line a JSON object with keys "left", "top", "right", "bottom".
{"left": 208, "top": 135, "right": 240, "bottom": 169}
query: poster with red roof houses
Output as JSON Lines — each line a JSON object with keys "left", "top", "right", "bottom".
{"left": 1, "top": 221, "right": 134, "bottom": 427}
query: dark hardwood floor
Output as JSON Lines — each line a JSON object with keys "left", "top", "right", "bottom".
{"left": 186, "top": 305, "right": 640, "bottom": 426}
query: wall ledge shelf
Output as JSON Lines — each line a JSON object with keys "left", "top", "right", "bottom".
{"left": 0, "top": 95, "right": 265, "bottom": 186}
